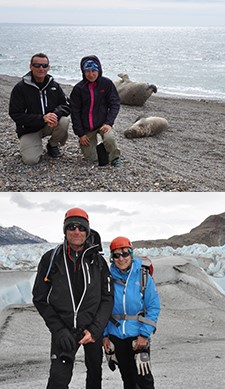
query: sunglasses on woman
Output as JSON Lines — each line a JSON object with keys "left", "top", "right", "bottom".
{"left": 112, "top": 252, "right": 130, "bottom": 259}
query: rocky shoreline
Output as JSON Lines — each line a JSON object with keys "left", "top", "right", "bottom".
{"left": 1, "top": 74, "right": 225, "bottom": 192}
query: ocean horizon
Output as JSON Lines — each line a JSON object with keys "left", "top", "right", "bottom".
{"left": 0, "top": 24, "right": 225, "bottom": 101}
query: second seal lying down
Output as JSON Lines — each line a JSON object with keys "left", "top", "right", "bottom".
{"left": 124, "top": 116, "right": 168, "bottom": 138}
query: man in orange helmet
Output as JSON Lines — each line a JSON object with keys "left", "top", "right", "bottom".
{"left": 33, "top": 208, "right": 114, "bottom": 389}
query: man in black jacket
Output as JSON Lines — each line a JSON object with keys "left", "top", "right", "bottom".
{"left": 9, "top": 53, "right": 70, "bottom": 165}
{"left": 70, "top": 55, "right": 121, "bottom": 167}
{"left": 33, "top": 207, "right": 114, "bottom": 389}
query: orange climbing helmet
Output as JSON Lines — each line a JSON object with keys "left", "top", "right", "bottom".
{"left": 110, "top": 236, "right": 133, "bottom": 252}
{"left": 63, "top": 207, "right": 90, "bottom": 235}
{"left": 64, "top": 208, "right": 89, "bottom": 222}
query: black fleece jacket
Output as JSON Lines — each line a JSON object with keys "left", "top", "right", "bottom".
{"left": 9, "top": 72, "right": 71, "bottom": 138}
{"left": 70, "top": 55, "right": 120, "bottom": 137}
{"left": 32, "top": 242, "right": 114, "bottom": 341}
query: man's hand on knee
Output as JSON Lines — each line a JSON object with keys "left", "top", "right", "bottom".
{"left": 44, "top": 113, "right": 58, "bottom": 127}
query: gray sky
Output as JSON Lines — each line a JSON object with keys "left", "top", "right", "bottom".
{"left": 0, "top": 192, "right": 225, "bottom": 243}
{"left": 0, "top": 1, "right": 224, "bottom": 25}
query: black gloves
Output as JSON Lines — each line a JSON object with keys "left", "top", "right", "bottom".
{"left": 55, "top": 328, "right": 76, "bottom": 352}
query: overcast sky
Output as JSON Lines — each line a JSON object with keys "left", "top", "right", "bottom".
{"left": 0, "top": 192, "right": 225, "bottom": 244}
{"left": 0, "top": 1, "right": 224, "bottom": 26}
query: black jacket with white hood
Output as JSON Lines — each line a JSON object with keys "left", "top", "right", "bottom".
{"left": 9, "top": 72, "right": 71, "bottom": 138}
{"left": 32, "top": 238, "right": 114, "bottom": 341}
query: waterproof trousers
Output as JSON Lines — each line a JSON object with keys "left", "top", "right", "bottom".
{"left": 46, "top": 336, "right": 103, "bottom": 389}
{"left": 110, "top": 335, "right": 155, "bottom": 389}
{"left": 19, "top": 116, "right": 69, "bottom": 165}
{"left": 80, "top": 128, "right": 120, "bottom": 163}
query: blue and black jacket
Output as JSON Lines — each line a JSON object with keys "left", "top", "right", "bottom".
{"left": 104, "top": 257, "right": 160, "bottom": 339}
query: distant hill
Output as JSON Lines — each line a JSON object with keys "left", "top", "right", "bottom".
{"left": 0, "top": 225, "right": 47, "bottom": 245}
{"left": 133, "top": 212, "right": 225, "bottom": 249}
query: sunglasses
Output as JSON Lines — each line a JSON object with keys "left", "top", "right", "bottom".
{"left": 112, "top": 252, "right": 130, "bottom": 259}
{"left": 66, "top": 224, "right": 86, "bottom": 232}
{"left": 32, "top": 63, "right": 49, "bottom": 68}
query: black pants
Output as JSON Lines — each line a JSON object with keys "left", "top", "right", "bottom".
{"left": 46, "top": 336, "right": 103, "bottom": 389}
{"left": 109, "top": 335, "right": 155, "bottom": 389}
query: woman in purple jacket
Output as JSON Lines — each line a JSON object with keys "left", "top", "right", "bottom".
{"left": 70, "top": 55, "right": 121, "bottom": 167}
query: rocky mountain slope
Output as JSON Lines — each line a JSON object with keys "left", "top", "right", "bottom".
{"left": 0, "top": 225, "right": 47, "bottom": 245}
{"left": 133, "top": 212, "right": 225, "bottom": 248}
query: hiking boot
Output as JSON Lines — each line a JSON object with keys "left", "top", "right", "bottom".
{"left": 47, "top": 143, "right": 63, "bottom": 158}
{"left": 111, "top": 157, "right": 121, "bottom": 168}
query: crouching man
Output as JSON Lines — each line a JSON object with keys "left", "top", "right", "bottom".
{"left": 9, "top": 52, "right": 70, "bottom": 165}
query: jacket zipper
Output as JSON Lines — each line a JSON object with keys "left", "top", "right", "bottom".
{"left": 63, "top": 244, "right": 76, "bottom": 326}
{"left": 63, "top": 243, "right": 99, "bottom": 329}
{"left": 85, "top": 262, "right": 91, "bottom": 284}
{"left": 47, "top": 286, "right": 52, "bottom": 304}
{"left": 122, "top": 264, "right": 133, "bottom": 336}
{"left": 40, "top": 91, "right": 45, "bottom": 114}
{"left": 44, "top": 90, "right": 48, "bottom": 108}
{"left": 107, "top": 276, "right": 111, "bottom": 292}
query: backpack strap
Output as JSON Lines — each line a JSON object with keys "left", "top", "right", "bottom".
{"left": 113, "top": 278, "right": 126, "bottom": 287}
{"left": 140, "top": 265, "right": 149, "bottom": 295}
{"left": 44, "top": 244, "right": 61, "bottom": 282}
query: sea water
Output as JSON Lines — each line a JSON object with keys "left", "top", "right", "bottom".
{"left": 0, "top": 24, "right": 225, "bottom": 100}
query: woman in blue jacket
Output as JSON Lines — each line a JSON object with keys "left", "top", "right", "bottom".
{"left": 103, "top": 236, "right": 160, "bottom": 389}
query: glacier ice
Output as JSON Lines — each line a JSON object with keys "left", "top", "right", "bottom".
{"left": 0, "top": 241, "right": 225, "bottom": 312}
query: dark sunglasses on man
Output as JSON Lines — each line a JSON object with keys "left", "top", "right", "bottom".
{"left": 32, "top": 63, "right": 49, "bottom": 68}
{"left": 66, "top": 223, "right": 87, "bottom": 232}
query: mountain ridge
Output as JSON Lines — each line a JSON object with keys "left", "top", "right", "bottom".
{"left": 0, "top": 225, "right": 47, "bottom": 245}
{"left": 133, "top": 212, "right": 225, "bottom": 249}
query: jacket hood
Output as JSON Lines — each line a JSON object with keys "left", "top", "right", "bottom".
{"left": 22, "top": 71, "right": 53, "bottom": 88}
{"left": 80, "top": 55, "right": 102, "bottom": 80}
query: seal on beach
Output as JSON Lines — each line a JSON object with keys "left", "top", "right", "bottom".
{"left": 124, "top": 116, "right": 168, "bottom": 139}
{"left": 114, "top": 73, "right": 157, "bottom": 106}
